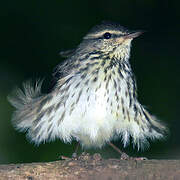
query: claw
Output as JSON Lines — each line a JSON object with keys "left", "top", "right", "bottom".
{"left": 60, "top": 155, "right": 71, "bottom": 160}
{"left": 120, "top": 152, "right": 130, "bottom": 160}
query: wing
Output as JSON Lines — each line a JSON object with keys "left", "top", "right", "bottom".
{"left": 48, "top": 49, "right": 77, "bottom": 93}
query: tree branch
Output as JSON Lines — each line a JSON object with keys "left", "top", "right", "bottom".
{"left": 0, "top": 153, "right": 180, "bottom": 180}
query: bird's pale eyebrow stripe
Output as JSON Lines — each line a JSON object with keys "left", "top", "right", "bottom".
{"left": 84, "top": 30, "right": 125, "bottom": 39}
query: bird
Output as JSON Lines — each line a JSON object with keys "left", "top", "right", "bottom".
{"left": 8, "top": 21, "right": 168, "bottom": 159}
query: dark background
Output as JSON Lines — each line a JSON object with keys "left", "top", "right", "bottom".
{"left": 0, "top": 0, "right": 180, "bottom": 164}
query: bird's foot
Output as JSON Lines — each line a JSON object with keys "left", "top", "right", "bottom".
{"left": 72, "top": 152, "right": 102, "bottom": 162}
{"left": 120, "top": 153, "right": 147, "bottom": 160}
{"left": 72, "top": 152, "right": 78, "bottom": 158}
{"left": 72, "top": 152, "right": 90, "bottom": 160}
{"left": 120, "top": 152, "right": 130, "bottom": 160}
{"left": 133, "top": 157, "right": 148, "bottom": 160}
{"left": 60, "top": 155, "right": 72, "bottom": 160}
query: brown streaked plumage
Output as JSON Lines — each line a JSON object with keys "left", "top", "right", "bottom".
{"left": 8, "top": 21, "right": 168, "bottom": 159}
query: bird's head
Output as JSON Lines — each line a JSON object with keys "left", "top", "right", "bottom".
{"left": 79, "top": 21, "right": 143, "bottom": 60}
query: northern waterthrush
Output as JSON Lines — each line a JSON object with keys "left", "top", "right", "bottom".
{"left": 8, "top": 21, "right": 167, "bottom": 158}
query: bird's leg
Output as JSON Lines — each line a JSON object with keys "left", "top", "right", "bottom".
{"left": 109, "top": 142, "right": 147, "bottom": 160}
{"left": 60, "top": 142, "right": 80, "bottom": 160}
{"left": 72, "top": 141, "right": 80, "bottom": 158}
{"left": 108, "top": 142, "right": 129, "bottom": 160}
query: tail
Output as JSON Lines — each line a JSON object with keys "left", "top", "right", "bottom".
{"left": 8, "top": 80, "right": 58, "bottom": 145}
{"left": 117, "top": 104, "right": 169, "bottom": 151}
{"left": 132, "top": 107, "right": 169, "bottom": 151}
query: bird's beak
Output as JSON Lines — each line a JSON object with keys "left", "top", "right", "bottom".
{"left": 123, "top": 31, "right": 144, "bottom": 39}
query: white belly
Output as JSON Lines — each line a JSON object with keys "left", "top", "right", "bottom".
{"left": 57, "top": 72, "right": 126, "bottom": 148}
{"left": 57, "top": 78, "right": 118, "bottom": 148}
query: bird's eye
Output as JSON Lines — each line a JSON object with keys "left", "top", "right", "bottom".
{"left": 103, "top": 32, "right": 111, "bottom": 39}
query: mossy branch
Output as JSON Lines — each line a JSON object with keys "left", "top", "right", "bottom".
{"left": 0, "top": 154, "right": 180, "bottom": 180}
